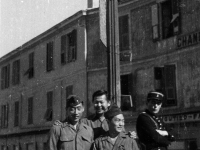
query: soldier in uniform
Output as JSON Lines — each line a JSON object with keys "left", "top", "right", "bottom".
{"left": 54, "top": 90, "right": 137, "bottom": 139}
{"left": 47, "top": 95, "right": 93, "bottom": 150}
{"left": 82, "top": 89, "right": 137, "bottom": 139}
{"left": 136, "top": 91, "right": 175, "bottom": 150}
{"left": 81, "top": 90, "right": 111, "bottom": 139}
{"left": 92, "top": 104, "right": 139, "bottom": 150}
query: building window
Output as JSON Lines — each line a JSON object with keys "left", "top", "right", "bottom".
{"left": 14, "top": 101, "right": 19, "bottom": 127}
{"left": 26, "top": 143, "right": 34, "bottom": 150}
{"left": 45, "top": 91, "right": 53, "bottom": 121}
{"left": 24, "top": 53, "right": 34, "bottom": 79}
{"left": 13, "top": 145, "right": 19, "bottom": 150}
{"left": 120, "top": 74, "right": 134, "bottom": 111}
{"left": 1, "top": 64, "right": 10, "bottom": 89}
{"left": 119, "top": 15, "right": 129, "bottom": 51}
{"left": 12, "top": 60, "right": 20, "bottom": 85}
{"left": 28, "top": 97, "right": 33, "bottom": 124}
{"left": 43, "top": 142, "right": 47, "bottom": 150}
{"left": 1, "top": 145, "right": 7, "bottom": 150}
{"left": 46, "top": 41, "right": 54, "bottom": 72}
{"left": 66, "top": 85, "right": 73, "bottom": 100}
{"left": 1, "top": 104, "right": 9, "bottom": 128}
{"left": 154, "top": 64, "right": 177, "bottom": 106}
{"left": 67, "top": 30, "right": 77, "bottom": 63}
{"left": 28, "top": 52, "right": 34, "bottom": 78}
{"left": 61, "top": 35, "right": 67, "bottom": 65}
{"left": 151, "top": 0, "right": 180, "bottom": 40}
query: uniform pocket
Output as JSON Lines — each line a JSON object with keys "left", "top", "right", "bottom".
{"left": 81, "top": 135, "right": 92, "bottom": 143}
{"left": 60, "top": 135, "right": 74, "bottom": 142}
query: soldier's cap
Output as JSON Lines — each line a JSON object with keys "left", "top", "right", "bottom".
{"left": 66, "top": 95, "right": 83, "bottom": 108}
{"left": 104, "top": 104, "right": 123, "bottom": 120}
{"left": 147, "top": 91, "right": 164, "bottom": 102}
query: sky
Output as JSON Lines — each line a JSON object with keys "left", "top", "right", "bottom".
{"left": 0, "top": 0, "right": 89, "bottom": 58}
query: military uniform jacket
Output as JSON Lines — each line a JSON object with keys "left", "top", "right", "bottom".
{"left": 136, "top": 109, "right": 172, "bottom": 150}
{"left": 81, "top": 114, "right": 109, "bottom": 140}
{"left": 47, "top": 119, "right": 94, "bottom": 150}
{"left": 92, "top": 131, "right": 139, "bottom": 150}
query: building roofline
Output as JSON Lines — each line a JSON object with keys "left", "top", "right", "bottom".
{"left": 0, "top": 9, "right": 88, "bottom": 63}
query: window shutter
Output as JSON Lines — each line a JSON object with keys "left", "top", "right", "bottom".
{"left": 61, "top": 35, "right": 67, "bottom": 64}
{"left": 29, "top": 52, "right": 34, "bottom": 78}
{"left": 66, "top": 85, "right": 73, "bottom": 100}
{"left": 171, "top": 0, "right": 180, "bottom": 35}
{"left": 6, "top": 64, "right": 10, "bottom": 88}
{"left": 28, "top": 97, "right": 33, "bottom": 124}
{"left": 1, "top": 105, "right": 4, "bottom": 127}
{"left": 50, "top": 42, "right": 54, "bottom": 69}
{"left": 67, "top": 30, "right": 77, "bottom": 62}
{"left": 119, "top": 15, "right": 129, "bottom": 51}
{"left": 164, "top": 65, "right": 176, "bottom": 105}
{"left": 47, "top": 42, "right": 54, "bottom": 71}
{"left": 1, "top": 67, "right": 5, "bottom": 89}
{"left": 72, "top": 30, "right": 77, "bottom": 61}
{"left": 151, "top": 4, "right": 159, "bottom": 40}
{"left": 5, "top": 104, "right": 9, "bottom": 128}
{"left": 14, "top": 101, "right": 19, "bottom": 126}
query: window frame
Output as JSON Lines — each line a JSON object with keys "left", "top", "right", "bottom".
{"left": 45, "top": 91, "right": 53, "bottom": 121}
{"left": 154, "top": 64, "right": 177, "bottom": 107}
{"left": 152, "top": 0, "right": 181, "bottom": 40}
{"left": 1, "top": 64, "right": 10, "bottom": 89}
{"left": 27, "top": 97, "right": 33, "bottom": 125}
{"left": 119, "top": 14, "right": 130, "bottom": 51}
{"left": 28, "top": 52, "right": 34, "bottom": 79}
{"left": 67, "top": 30, "right": 77, "bottom": 63}
{"left": 1, "top": 104, "right": 9, "bottom": 128}
{"left": 46, "top": 41, "right": 54, "bottom": 72}
{"left": 14, "top": 101, "right": 19, "bottom": 127}
{"left": 12, "top": 59, "right": 20, "bottom": 85}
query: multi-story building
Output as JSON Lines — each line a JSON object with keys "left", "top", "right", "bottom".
{"left": 86, "top": 0, "right": 200, "bottom": 149}
{"left": 1, "top": 0, "right": 200, "bottom": 150}
{"left": 0, "top": 9, "right": 90, "bottom": 150}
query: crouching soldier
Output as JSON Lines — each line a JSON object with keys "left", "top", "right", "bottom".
{"left": 92, "top": 104, "right": 139, "bottom": 150}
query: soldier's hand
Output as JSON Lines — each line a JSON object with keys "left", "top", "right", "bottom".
{"left": 54, "top": 120, "right": 62, "bottom": 125}
{"left": 128, "top": 131, "right": 137, "bottom": 139}
{"left": 156, "top": 129, "right": 168, "bottom": 136}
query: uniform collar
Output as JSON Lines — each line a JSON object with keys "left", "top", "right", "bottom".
{"left": 62, "top": 118, "right": 84, "bottom": 129}
{"left": 145, "top": 109, "right": 157, "bottom": 117}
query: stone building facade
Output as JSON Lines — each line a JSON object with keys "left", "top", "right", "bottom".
{"left": 0, "top": 10, "right": 88, "bottom": 150}
{"left": 0, "top": 0, "right": 200, "bottom": 150}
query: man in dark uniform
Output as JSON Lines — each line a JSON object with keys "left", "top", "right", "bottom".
{"left": 47, "top": 95, "right": 93, "bottom": 150}
{"left": 92, "top": 104, "right": 139, "bottom": 150}
{"left": 136, "top": 91, "right": 175, "bottom": 150}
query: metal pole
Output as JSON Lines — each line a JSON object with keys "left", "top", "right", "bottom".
{"left": 106, "top": 0, "right": 121, "bottom": 106}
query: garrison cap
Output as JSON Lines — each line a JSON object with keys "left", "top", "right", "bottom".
{"left": 104, "top": 104, "right": 122, "bottom": 120}
{"left": 147, "top": 91, "right": 164, "bottom": 102}
{"left": 66, "top": 95, "right": 83, "bottom": 108}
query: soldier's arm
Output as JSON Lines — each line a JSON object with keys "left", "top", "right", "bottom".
{"left": 137, "top": 114, "right": 171, "bottom": 146}
{"left": 47, "top": 125, "right": 60, "bottom": 150}
{"left": 131, "top": 139, "right": 140, "bottom": 150}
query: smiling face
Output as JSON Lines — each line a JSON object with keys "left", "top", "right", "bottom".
{"left": 147, "top": 99, "right": 162, "bottom": 114}
{"left": 109, "top": 114, "right": 125, "bottom": 133}
{"left": 93, "top": 94, "right": 111, "bottom": 115}
{"left": 67, "top": 103, "right": 84, "bottom": 124}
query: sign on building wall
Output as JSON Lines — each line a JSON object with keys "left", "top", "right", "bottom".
{"left": 163, "top": 111, "right": 200, "bottom": 123}
{"left": 177, "top": 31, "right": 200, "bottom": 49}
